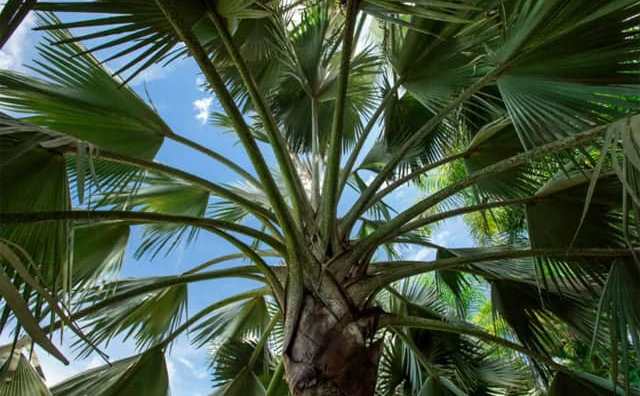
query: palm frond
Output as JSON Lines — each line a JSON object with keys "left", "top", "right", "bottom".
{"left": 71, "top": 222, "right": 129, "bottom": 291}
{"left": 377, "top": 275, "right": 528, "bottom": 395}
{"left": 0, "top": 15, "right": 171, "bottom": 159}
{"left": 0, "top": 128, "right": 71, "bottom": 292}
{"left": 72, "top": 280, "right": 187, "bottom": 355}
{"left": 50, "top": 347, "right": 169, "bottom": 396}
{"left": 495, "top": 2, "right": 640, "bottom": 149}
{"left": 0, "top": 337, "right": 50, "bottom": 396}
{"left": 33, "top": 1, "right": 272, "bottom": 82}
{"left": 104, "top": 174, "right": 210, "bottom": 259}
{"left": 192, "top": 295, "right": 271, "bottom": 349}
{"left": 362, "top": 0, "right": 480, "bottom": 25}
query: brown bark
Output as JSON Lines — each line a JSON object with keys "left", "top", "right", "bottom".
{"left": 283, "top": 294, "right": 382, "bottom": 396}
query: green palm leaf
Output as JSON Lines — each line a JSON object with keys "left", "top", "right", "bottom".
{"left": 495, "top": 1, "right": 640, "bottom": 148}
{"left": 376, "top": 90, "right": 458, "bottom": 175}
{"left": 191, "top": 295, "right": 271, "bottom": 348}
{"left": 2, "top": 1, "right": 640, "bottom": 394}
{"left": 0, "top": 338, "right": 51, "bottom": 396}
{"left": 0, "top": 16, "right": 171, "bottom": 159}
{"left": 73, "top": 280, "right": 187, "bottom": 354}
{"left": 71, "top": 223, "right": 129, "bottom": 290}
{"left": 377, "top": 275, "right": 526, "bottom": 395}
{"left": 362, "top": 0, "right": 478, "bottom": 25}
{"left": 549, "top": 371, "right": 638, "bottom": 396}
{"left": 33, "top": 1, "right": 270, "bottom": 82}
{"left": 0, "top": 130, "right": 71, "bottom": 290}
{"left": 267, "top": 5, "right": 380, "bottom": 153}
{"left": 104, "top": 174, "right": 210, "bottom": 259}
{"left": 463, "top": 117, "right": 538, "bottom": 199}
{"left": 50, "top": 347, "right": 169, "bottom": 396}
{"left": 213, "top": 367, "right": 266, "bottom": 396}
{"left": 527, "top": 170, "right": 624, "bottom": 289}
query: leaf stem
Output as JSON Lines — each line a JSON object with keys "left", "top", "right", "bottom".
{"left": 353, "top": 119, "right": 614, "bottom": 256}
{"left": 321, "top": 0, "right": 360, "bottom": 251}
{"left": 44, "top": 266, "right": 266, "bottom": 334}
{"left": 342, "top": 69, "right": 502, "bottom": 235}
{"left": 205, "top": 5, "right": 312, "bottom": 225}
{"left": 338, "top": 78, "right": 404, "bottom": 201}
{"left": 169, "top": 133, "right": 261, "bottom": 187}
{"left": 311, "top": 97, "right": 321, "bottom": 210}
{"left": 367, "top": 150, "right": 468, "bottom": 212}
{"left": 159, "top": 288, "right": 269, "bottom": 347}
{"left": 379, "top": 314, "right": 569, "bottom": 373}
{"left": 154, "top": 0, "right": 305, "bottom": 264}
{"left": 86, "top": 148, "right": 279, "bottom": 230}
{"left": 265, "top": 359, "right": 285, "bottom": 396}
{"left": 0, "top": 210, "right": 285, "bottom": 253}
{"left": 248, "top": 313, "right": 281, "bottom": 369}
{"left": 367, "top": 247, "right": 640, "bottom": 288}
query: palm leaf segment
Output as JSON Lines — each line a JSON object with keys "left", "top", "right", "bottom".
{"left": 0, "top": 0, "right": 639, "bottom": 395}
{"left": 0, "top": 337, "right": 50, "bottom": 396}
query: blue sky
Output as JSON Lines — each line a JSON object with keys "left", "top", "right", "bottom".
{"left": 0, "top": 12, "right": 473, "bottom": 395}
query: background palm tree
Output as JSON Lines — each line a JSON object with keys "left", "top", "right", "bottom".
{"left": 0, "top": 0, "right": 640, "bottom": 395}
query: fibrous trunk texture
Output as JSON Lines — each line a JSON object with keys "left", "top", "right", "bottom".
{"left": 284, "top": 294, "right": 381, "bottom": 396}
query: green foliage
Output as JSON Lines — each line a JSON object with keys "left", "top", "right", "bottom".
{"left": 0, "top": 14, "right": 170, "bottom": 159}
{"left": 376, "top": 275, "right": 527, "bottom": 395}
{"left": 72, "top": 223, "right": 129, "bottom": 289}
{"left": 1, "top": 0, "right": 640, "bottom": 394}
{"left": 105, "top": 174, "right": 210, "bottom": 259}
{"left": 75, "top": 279, "right": 187, "bottom": 354}
{"left": 0, "top": 342, "right": 51, "bottom": 396}
{"left": 0, "top": 142, "right": 70, "bottom": 287}
{"left": 51, "top": 347, "right": 169, "bottom": 396}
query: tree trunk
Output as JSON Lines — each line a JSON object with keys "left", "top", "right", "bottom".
{"left": 283, "top": 294, "right": 382, "bottom": 396}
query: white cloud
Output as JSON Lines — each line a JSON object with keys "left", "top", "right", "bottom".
{"left": 0, "top": 13, "right": 35, "bottom": 71}
{"left": 177, "top": 356, "right": 208, "bottom": 379}
{"left": 177, "top": 356, "right": 194, "bottom": 370}
{"left": 193, "top": 97, "right": 213, "bottom": 124}
{"left": 406, "top": 229, "right": 454, "bottom": 262}
{"left": 160, "top": 339, "right": 210, "bottom": 396}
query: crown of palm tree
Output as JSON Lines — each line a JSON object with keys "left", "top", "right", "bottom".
{"left": 1, "top": 0, "right": 640, "bottom": 395}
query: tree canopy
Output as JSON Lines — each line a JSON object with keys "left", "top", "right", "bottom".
{"left": 1, "top": 0, "right": 640, "bottom": 395}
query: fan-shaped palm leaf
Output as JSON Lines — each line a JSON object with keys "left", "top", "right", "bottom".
{"left": 0, "top": 337, "right": 50, "bottom": 396}
{"left": 2, "top": 1, "right": 640, "bottom": 394}
{"left": 50, "top": 347, "right": 169, "bottom": 396}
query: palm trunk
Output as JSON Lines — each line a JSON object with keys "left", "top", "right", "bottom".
{"left": 283, "top": 294, "right": 382, "bottom": 396}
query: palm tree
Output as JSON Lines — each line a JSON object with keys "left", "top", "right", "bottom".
{"left": 0, "top": 0, "right": 640, "bottom": 394}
